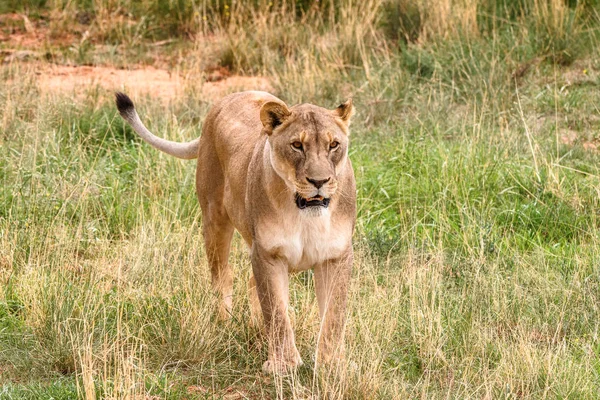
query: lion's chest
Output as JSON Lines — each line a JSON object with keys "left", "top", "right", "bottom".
{"left": 257, "top": 210, "right": 351, "bottom": 272}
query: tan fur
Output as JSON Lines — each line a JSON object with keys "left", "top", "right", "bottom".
{"left": 117, "top": 91, "right": 356, "bottom": 373}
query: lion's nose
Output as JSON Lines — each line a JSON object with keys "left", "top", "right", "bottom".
{"left": 306, "top": 177, "right": 330, "bottom": 189}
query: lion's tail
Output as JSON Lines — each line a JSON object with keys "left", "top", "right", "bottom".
{"left": 115, "top": 92, "right": 199, "bottom": 160}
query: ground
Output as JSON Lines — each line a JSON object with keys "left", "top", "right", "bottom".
{"left": 2, "top": 3, "right": 600, "bottom": 399}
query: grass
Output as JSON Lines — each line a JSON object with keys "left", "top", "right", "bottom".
{"left": 2, "top": 0, "right": 600, "bottom": 398}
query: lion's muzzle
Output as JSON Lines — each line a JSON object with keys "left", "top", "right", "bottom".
{"left": 295, "top": 193, "right": 331, "bottom": 209}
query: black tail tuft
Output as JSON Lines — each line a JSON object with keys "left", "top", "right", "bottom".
{"left": 115, "top": 92, "right": 135, "bottom": 116}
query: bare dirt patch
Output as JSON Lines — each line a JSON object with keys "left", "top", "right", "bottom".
{"left": 560, "top": 129, "right": 579, "bottom": 146}
{"left": 561, "top": 60, "right": 598, "bottom": 85}
{"left": 1, "top": 12, "right": 272, "bottom": 102}
{"left": 0, "top": 12, "right": 79, "bottom": 47}
{"left": 24, "top": 63, "right": 273, "bottom": 102}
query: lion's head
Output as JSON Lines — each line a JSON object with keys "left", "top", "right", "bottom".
{"left": 260, "top": 99, "right": 354, "bottom": 212}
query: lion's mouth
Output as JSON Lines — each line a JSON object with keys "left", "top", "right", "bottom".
{"left": 295, "top": 193, "right": 330, "bottom": 209}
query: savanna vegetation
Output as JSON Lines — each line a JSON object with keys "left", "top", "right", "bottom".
{"left": 2, "top": 0, "right": 600, "bottom": 398}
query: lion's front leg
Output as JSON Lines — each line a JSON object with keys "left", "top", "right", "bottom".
{"left": 251, "top": 247, "right": 302, "bottom": 373}
{"left": 314, "top": 251, "right": 353, "bottom": 366}
{"left": 247, "top": 275, "right": 263, "bottom": 328}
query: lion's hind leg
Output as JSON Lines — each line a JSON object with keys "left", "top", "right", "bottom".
{"left": 203, "top": 211, "right": 235, "bottom": 320}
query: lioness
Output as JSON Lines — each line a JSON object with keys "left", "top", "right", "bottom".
{"left": 116, "top": 91, "right": 356, "bottom": 373}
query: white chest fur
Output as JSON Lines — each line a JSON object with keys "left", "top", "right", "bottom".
{"left": 256, "top": 209, "right": 351, "bottom": 272}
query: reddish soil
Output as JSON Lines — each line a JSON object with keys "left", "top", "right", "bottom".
{"left": 1, "top": 12, "right": 273, "bottom": 101}
{"left": 30, "top": 64, "right": 273, "bottom": 101}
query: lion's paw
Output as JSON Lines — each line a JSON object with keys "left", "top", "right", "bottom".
{"left": 262, "top": 353, "right": 303, "bottom": 374}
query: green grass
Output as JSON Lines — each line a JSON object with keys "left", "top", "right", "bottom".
{"left": 2, "top": 1, "right": 600, "bottom": 398}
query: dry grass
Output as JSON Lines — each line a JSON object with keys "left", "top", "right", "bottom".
{"left": 2, "top": 0, "right": 600, "bottom": 399}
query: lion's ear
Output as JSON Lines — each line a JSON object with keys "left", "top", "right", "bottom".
{"left": 260, "top": 101, "right": 291, "bottom": 134}
{"left": 333, "top": 98, "right": 354, "bottom": 125}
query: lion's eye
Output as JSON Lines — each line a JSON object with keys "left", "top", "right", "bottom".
{"left": 292, "top": 141, "right": 303, "bottom": 150}
{"left": 330, "top": 141, "right": 339, "bottom": 149}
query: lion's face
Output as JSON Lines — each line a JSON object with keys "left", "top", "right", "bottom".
{"left": 260, "top": 100, "right": 354, "bottom": 212}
